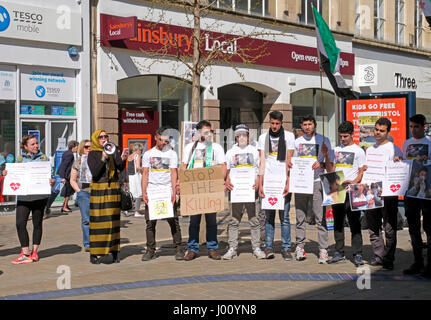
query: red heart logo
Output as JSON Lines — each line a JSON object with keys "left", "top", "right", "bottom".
{"left": 268, "top": 197, "right": 278, "bottom": 206}
{"left": 390, "top": 184, "right": 401, "bottom": 193}
{"left": 10, "top": 183, "right": 21, "bottom": 191}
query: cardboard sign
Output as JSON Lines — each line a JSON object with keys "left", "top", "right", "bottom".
{"left": 179, "top": 165, "right": 225, "bottom": 216}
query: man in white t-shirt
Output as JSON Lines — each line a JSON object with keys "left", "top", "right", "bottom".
{"left": 257, "top": 111, "right": 295, "bottom": 260}
{"left": 326, "top": 121, "right": 366, "bottom": 266}
{"left": 293, "top": 115, "right": 334, "bottom": 264}
{"left": 402, "top": 114, "right": 431, "bottom": 277}
{"left": 223, "top": 124, "right": 266, "bottom": 260}
{"left": 181, "top": 120, "right": 226, "bottom": 261}
{"left": 141, "top": 126, "right": 184, "bottom": 261}
{"left": 364, "top": 117, "right": 403, "bottom": 270}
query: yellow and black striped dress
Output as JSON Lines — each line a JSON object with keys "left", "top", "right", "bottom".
{"left": 87, "top": 149, "right": 125, "bottom": 259}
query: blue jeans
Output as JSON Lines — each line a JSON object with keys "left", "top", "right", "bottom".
{"left": 76, "top": 191, "right": 90, "bottom": 248}
{"left": 265, "top": 193, "right": 292, "bottom": 252}
{"left": 188, "top": 213, "right": 218, "bottom": 253}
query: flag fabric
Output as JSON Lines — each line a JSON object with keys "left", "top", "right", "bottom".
{"left": 420, "top": 0, "right": 431, "bottom": 28}
{"left": 312, "top": 5, "right": 358, "bottom": 100}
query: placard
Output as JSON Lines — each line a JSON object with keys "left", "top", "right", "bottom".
{"left": 178, "top": 165, "right": 225, "bottom": 216}
{"left": 288, "top": 157, "right": 314, "bottom": 194}
{"left": 320, "top": 171, "right": 346, "bottom": 206}
{"left": 262, "top": 174, "right": 286, "bottom": 210}
{"left": 230, "top": 167, "right": 255, "bottom": 203}
{"left": 349, "top": 182, "right": 384, "bottom": 211}
{"left": 406, "top": 160, "right": 431, "bottom": 200}
{"left": 148, "top": 186, "right": 174, "bottom": 220}
{"left": 181, "top": 121, "right": 198, "bottom": 162}
{"left": 382, "top": 161, "right": 411, "bottom": 197}
{"left": 3, "top": 162, "right": 51, "bottom": 195}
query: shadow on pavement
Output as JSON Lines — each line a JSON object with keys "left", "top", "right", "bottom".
{"left": 0, "top": 246, "right": 22, "bottom": 257}
{"left": 38, "top": 244, "right": 82, "bottom": 259}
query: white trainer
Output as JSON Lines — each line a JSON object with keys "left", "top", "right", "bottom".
{"left": 252, "top": 248, "right": 266, "bottom": 260}
{"left": 295, "top": 247, "right": 307, "bottom": 261}
{"left": 318, "top": 249, "right": 329, "bottom": 264}
{"left": 222, "top": 247, "right": 237, "bottom": 260}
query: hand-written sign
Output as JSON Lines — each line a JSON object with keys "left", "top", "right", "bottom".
{"left": 179, "top": 165, "right": 225, "bottom": 216}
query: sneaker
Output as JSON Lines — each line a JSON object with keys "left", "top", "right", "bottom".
{"left": 11, "top": 252, "right": 33, "bottom": 265}
{"left": 318, "top": 249, "right": 329, "bottom": 264}
{"left": 295, "top": 247, "right": 307, "bottom": 261}
{"left": 222, "top": 248, "right": 237, "bottom": 260}
{"left": 134, "top": 212, "right": 145, "bottom": 218}
{"left": 264, "top": 248, "right": 275, "bottom": 259}
{"left": 328, "top": 251, "right": 346, "bottom": 264}
{"left": 30, "top": 251, "right": 39, "bottom": 262}
{"left": 252, "top": 248, "right": 266, "bottom": 260}
{"left": 175, "top": 250, "right": 185, "bottom": 261}
{"left": 141, "top": 250, "right": 156, "bottom": 261}
{"left": 403, "top": 262, "right": 424, "bottom": 275}
{"left": 382, "top": 260, "right": 394, "bottom": 270}
{"left": 281, "top": 250, "right": 293, "bottom": 261}
{"left": 353, "top": 253, "right": 364, "bottom": 267}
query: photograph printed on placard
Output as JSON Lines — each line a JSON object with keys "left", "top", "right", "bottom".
{"left": 320, "top": 171, "right": 346, "bottom": 206}
{"left": 349, "top": 182, "right": 383, "bottom": 211}
{"left": 406, "top": 160, "right": 431, "bottom": 199}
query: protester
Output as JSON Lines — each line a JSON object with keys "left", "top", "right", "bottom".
{"left": 2, "top": 134, "right": 54, "bottom": 264}
{"left": 293, "top": 115, "right": 334, "bottom": 263}
{"left": 223, "top": 124, "right": 266, "bottom": 260}
{"left": 127, "top": 143, "right": 144, "bottom": 217}
{"left": 70, "top": 140, "right": 92, "bottom": 252}
{"left": 181, "top": 120, "right": 226, "bottom": 261}
{"left": 402, "top": 114, "right": 431, "bottom": 277}
{"left": 364, "top": 117, "right": 403, "bottom": 270}
{"left": 87, "top": 130, "right": 128, "bottom": 264}
{"left": 141, "top": 126, "right": 185, "bottom": 261}
{"left": 257, "top": 111, "right": 295, "bottom": 260}
{"left": 327, "top": 121, "right": 366, "bottom": 266}
{"left": 57, "top": 140, "right": 79, "bottom": 213}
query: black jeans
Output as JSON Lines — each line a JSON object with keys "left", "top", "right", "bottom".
{"left": 366, "top": 196, "right": 398, "bottom": 263}
{"left": 405, "top": 197, "right": 431, "bottom": 265}
{"left": 16, "top": 199, "right": 47, "bottom": 247}
{"left": 332, "top": 196, "right": 363, "bottom": 256}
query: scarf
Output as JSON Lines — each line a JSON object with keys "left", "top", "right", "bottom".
{"left": 265, "top": 126, "right": 286, "bottom": 162}
{"left": 91, "top": 129, "right": 115, "bottom": 180}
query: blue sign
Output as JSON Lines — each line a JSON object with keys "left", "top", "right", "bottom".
{"left": 5, "top": 153, "right": 14, "bottom": 163}
{"left": 28, "top": 130, "right": 40, "bottom": 144}
{"left": 35, "top": 85, "right": 46, "bottom": 98}
{"left": 54, "top": 150, "right": 65, "bottom": 176}
{"left": 68, "top": 46, "right": 79, "bottom": 58}
{"left": 0, "top": 6, "right": 10, "bottom": 32}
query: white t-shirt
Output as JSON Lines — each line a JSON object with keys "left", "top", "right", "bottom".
{"left": 334, "top": 143, "right": 366, "bottom": 182}
{"left": 225, "top": 144, "right": 260, "bottom": 179}
{"left": 403, "top": 137, "right": 431, "bottom": 160}
{"left": 257, "top": 130, "right": 295, "bottom": 175}
{"left": 182, "top": 141, "right": 225, "bottom": 168}
{"left": 142, "top": 146, "right": 178, "bottom": 187}
{"left": 366, "top": 141, "right": 403, "bottom": 162}
{"left": 294, "top": 133, "right": 335, "bottom": 181}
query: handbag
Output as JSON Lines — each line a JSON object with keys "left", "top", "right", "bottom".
{"left": 120, "top": 186, "right": 134, "bottom": 211}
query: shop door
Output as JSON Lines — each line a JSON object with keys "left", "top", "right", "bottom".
{"left": 20, "top": 120, "right": 48, "bottom": 155}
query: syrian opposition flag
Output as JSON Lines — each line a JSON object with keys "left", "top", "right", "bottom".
{"left": 420, "top": 0, "right": 431, "bottom": 28}
{"left": 312, "top": 5, "right": 358, "bottom": 100}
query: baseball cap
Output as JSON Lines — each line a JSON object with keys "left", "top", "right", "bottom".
{"left": 234, "top": 124, "right": 249, "bottom": 134}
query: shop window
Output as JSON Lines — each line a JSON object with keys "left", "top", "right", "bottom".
{"left": 299, "top": 0, "right": 322, "bottom": 25}
{"left": 291, "top": 88, "right": 336, "bottom": 146}
{"left": 0, "top": 101, "right": 16, "bottom": 168}
{"left": 395, "top": 0, "right": 405, "bottom": 45}
{"left": 415, "top": 0, "right": 423, "bottom": 48}
{"left": 374, "top": 0, "right": 385, "bottom": 41}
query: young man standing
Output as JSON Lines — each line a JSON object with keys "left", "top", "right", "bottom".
{"left": 141, "top": 126, "right": 184, "bottom": 261}
{"left": 181, "top": 120, "right": 226, "bottom": 261}
{"left": 223, "top": 124, "right": 266, "bottom": 260}
{"left": 402, "top": 114, "right": 431, "bottom": 277}
{"left": 293, "top": 115, "right": 334, "bottom": 263}
{"left": 364, "top": 117, "right": 403, "bottom": 270}
{"left": 327, "top": 121, "right": 366, "bottom": 266}
{"left": 258, "top": 111, "right": 295, "bottom": 260}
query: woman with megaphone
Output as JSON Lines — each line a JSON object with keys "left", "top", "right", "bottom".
{"left": 87, "top": 129, "right": 128, "bottom": 264}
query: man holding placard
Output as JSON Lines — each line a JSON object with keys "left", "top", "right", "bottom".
{"left": 327, "top": 121, "right": 366, "bottom": 266}
{"left": 363, "top": 117, "right": 403, "bottom": 270}
{"left": 258, "top": 111, "right": 295, "bottom": 260}
{"left": 293, "top": 115, "right": 334, "bottom": 263}
{"left": 181, "top": 120, "right": 226, "bottom": 261}
{"left": 223, "top": 124, "right": 265, "bottom": 260}
{"left": 141, "top": 126, "right": 184, "bottom": 261}
{"left": 402, "top": 114, "right": 431, "bottom": 277}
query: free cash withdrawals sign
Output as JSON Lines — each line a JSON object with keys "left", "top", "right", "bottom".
{"left": 178, "top": 165, "right": 225, "bottom": 216}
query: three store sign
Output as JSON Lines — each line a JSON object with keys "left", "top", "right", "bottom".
{"left": 100, "top": 14, "right": 354, "bottom": 75}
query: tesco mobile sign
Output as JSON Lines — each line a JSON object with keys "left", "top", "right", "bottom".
{"left": 100, "top": 14, "right": 354, "bottom": 75}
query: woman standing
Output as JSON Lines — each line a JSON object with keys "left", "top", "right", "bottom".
{"left": 57, "top": 140, "right": 79, "bottom": 213}
{"left": 70, "top": 140, "right": 92, "bottom": 252}
{"left": 127, "top": 143, "right": 144, "bottom": 217}
{"left": 5, "top": 134, "right": 53, "bottom": 264}
{"left": 87, "top": 129, "right": 128, "bottom": 264}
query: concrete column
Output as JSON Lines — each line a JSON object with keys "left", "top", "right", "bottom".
{"left": 96, "top": 93, "right": 119, "bottom": 145}
{"left": 262, "top": 103, "right": 293, "bottom": 131}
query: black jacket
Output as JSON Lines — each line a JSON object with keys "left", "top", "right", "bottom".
{"left": 57, "top": 149, "right": 74, "bottom": 180}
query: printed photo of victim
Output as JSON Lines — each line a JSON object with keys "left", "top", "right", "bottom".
{"left": 406, "top": 160, "right": 431, "bottom": 199}
{"left": 298, "top": 143, "right": 318, "bottom": 158}
{"left": 320, "top": 171, "right": 346, "bottom": 206}
{"left": 349, "top": 182, "right": 383, "bottom": 211}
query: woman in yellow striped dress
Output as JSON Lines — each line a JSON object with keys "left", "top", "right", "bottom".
{"left": 87, "top": 129, "right": 128, "bottom": 264}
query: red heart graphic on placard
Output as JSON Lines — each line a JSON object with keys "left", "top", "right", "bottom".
{"left": 268, "top": 197, "right": 278, "bottom": 206}
{"left": 10, "top": 183, "right": 21, "bottom": 191}
{"left": 390, "top": 184, "right": 401, "bottom": 193}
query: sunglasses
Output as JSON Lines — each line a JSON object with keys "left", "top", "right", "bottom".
{"left": 98, "top": 135, "right": 109, "bottom": 139}
{"left": 236, "top": 133, "right": 248, "bottom": 137}
{"left": 84, "top": 145, "right": 91, "bottom": 149}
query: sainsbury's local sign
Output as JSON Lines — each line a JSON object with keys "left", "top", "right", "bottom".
{"left": 0, "top": 1, "right": 81, "bottom": 45}
{"left": 100, "top": 14, "right": 354, "bottom": 75}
